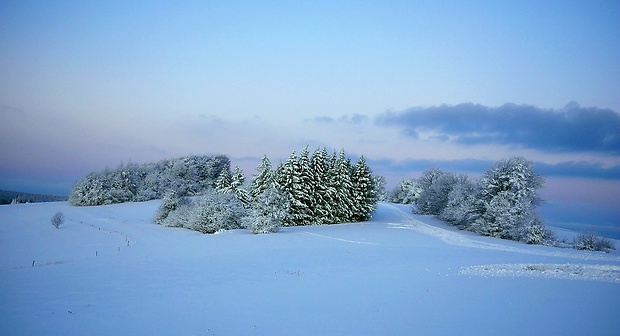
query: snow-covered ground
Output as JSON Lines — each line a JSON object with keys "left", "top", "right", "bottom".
{"left": 1, "top": 201, "right": 619, "bottom": 335}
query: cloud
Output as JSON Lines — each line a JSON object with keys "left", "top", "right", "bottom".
{"left": 375, "top": 102, "right": 620, "bottom": 155}
{"left": 309, "top": 114, "right": 370, "bottom": 125}
{"left": 366, "top": 158, "right": 620, "bottom": 181}
{"left": 536, "top": 161, "right": 620, "bottom": 180}
{"left": 340, "top": 114, "right": 370, "bottom": 124}
{"left": 311, "top": 116, "right": 334, "bottom": 123}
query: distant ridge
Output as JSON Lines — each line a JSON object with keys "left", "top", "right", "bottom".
{"left": 0, "top": 189, "right": 68, "bottom": 204}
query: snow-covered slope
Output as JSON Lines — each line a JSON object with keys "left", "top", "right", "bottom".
{"left": 1, "top": 201, "right": 619, "bottom": 335}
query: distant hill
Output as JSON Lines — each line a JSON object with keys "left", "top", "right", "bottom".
{"left": 0, "top": 190, "right": 68, "bottom": 205}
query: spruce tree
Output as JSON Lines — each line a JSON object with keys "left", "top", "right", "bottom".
{"left": 296, "top": 146, "right": 316, "bottom": 225}
{"left": 215, "top": 168, "right": 232, "bottom": 193}
{"left": 250, "top": 155, "right": 273, "bottom": 200}
{"left": 310, "top": 147, "right": 331, "bottom": 224}
{"left": 230, "top": 166, "right": 250, "bottom": 205}
{"left": 276, "top": 152, "right": 301, "bottom": 226}
{"left": 351, "top": 156, "right": 377, "bottom": 221}
{"left": 329, "top": 150, "right": 353, "bottom": 222}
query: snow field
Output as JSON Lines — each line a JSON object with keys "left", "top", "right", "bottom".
{"left": 1, "top": 201, "right": 619, "bottom": 335}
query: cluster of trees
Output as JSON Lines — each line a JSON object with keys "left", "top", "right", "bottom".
{"left": 252, "top": 147, "right": 378, "bottom": 226}
{"left": 155, "top": 147, "right": 379, "bottom": 234}
{"left": 69, "top": 155, "right": 230, "bottom": 206}
{"left": 391, "top": 157, "right": 552, "bottom": 245}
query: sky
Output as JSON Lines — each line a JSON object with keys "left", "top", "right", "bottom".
{"left": 1, "top": 1, "right": 619, "bottom": 218}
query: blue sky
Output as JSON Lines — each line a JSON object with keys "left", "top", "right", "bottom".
{"left": 1, "top": 0, "right": 619, "bottom": 217}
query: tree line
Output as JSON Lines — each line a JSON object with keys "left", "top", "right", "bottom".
{"left": 390, "top": 157, "right": 552, "bottom": 244}
{"left": 69, "top": 148, "right": 379, "bottom": 234}
{"left": 69, "top": 155, "right": 230, "bottom": 206}
{"left": 389, "top": 157, "right": 615, "bottom": 252}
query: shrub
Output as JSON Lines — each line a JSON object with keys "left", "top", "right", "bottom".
{"left": 159, "top": 201, "right": 193, "bottom": 228}
{"left": 51, "top": 211, "right": 65, "bottom": 229}
{"left": 244, "top": 213, "right": 280, "bottom": 234}
{"left": 154, "top": 191, "right": 188, "bottom": 224}
{"left": 516, "top": 214, "right": 555, "bottom": 245}
{"left": 186, "top": 191, "right": 247, "bottom": 234}
{"left": 574, "top": 233, "right": 615, "bottom": 253}
{"left": 244, "top": 185, "right": 289, "bottom": 234}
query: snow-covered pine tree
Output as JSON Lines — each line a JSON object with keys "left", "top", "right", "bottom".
{"left": 310, "top": 147, "right": 332, "bottom": 224}
{"left": 329, "top": 150, "right": 354, "bottom": 222}
{"left": 230, "top": 165, "right": 245, "bottom": 189}
{"left": 351, "top": 156, "right": 377, "bottom": 221}
{"left": 275, "top": 152, "right": 301, "bottom": 226}
{"left": 215, "top": 167, "right": 232, "bottom": 193}
{"left": 250, "top": 155, "right": 273, "bottom": 200}
{"left": 295, "top": 146, "right": 316, "bottom": 225}
{"left": 230, "top": 165, "right": 250, "bottom": 205}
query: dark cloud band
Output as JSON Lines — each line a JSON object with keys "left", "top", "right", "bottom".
{"left": 375, "top": 103, "right": 620, "bottom": 155}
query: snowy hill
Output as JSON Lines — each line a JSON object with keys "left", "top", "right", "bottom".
{"left": 1, "top": 201, "right": 619, "bottom": 335}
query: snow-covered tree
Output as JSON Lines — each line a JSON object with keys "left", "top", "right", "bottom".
{"left": 187, "top": 191, "right": 247, "bottom": 234}
{"left": 230, "top": 165, "right": 245, "bottom": 190}
{"left": 416, "top": 169, "right": 457, "bottom": 215}
{"left": 310, "top": 148, "right": 332, "bottom": 224}
{"left": 329, "top": 150, "right": 354, "bottom": 223}
{"left": 516, "top": 213, "right": 553, "bottom": 245}
{"left": 275, "top": 151, "right": 314, "bottom": 226}
{"left": 372, "top": 174, "right": 387, "bottom": 202}
{"left": 473, "top": 157, "right": 544, "bottom": 240}
{"left": 439, "top": 174, "right": 478, "bottom": 228}
{"left": 250, "top": 147, "right": 377, "bottom": 226}
{"left": 70, "top": 155, "right": 230, "bottom": 206}
{"left": 295, "top": 147, "right": 317, "bottom": 224}
{"left": 50, "top": 211, "right": 64, "bottom": 229}
{"left": 229, "top": 166, "right": 250, "bottom": 205}
{"left": 154, "top": 191, "right": 186, "bottom": 225}
{"left": 250, "top": 155, "right": 273, "bottom": 200}
{"left": 351, "top": 156, "right": 377, "bottom": 221}
{"left": 390, "top": 178, "right": 421, "bottom": 204}
{"left": 215, "top": 168, "right": 232, "bottom": 193}
{"left": 160, "top": 203, "right": 193, "bottom": 228}
{"left": 574, "top": 232, "right": 615, "bottom": 252}
{"left": 70, "top": 172, "right": 112, "bottom": 206}
{"left": 244, "top": 184, "right": 289, "bottom": 234}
